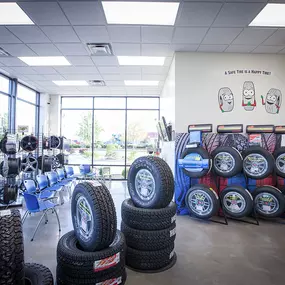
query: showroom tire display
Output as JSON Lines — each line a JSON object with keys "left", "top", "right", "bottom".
{"left": 57, "top": 230, "right": 125, "bottom": 279}
{"left": 274, "top": 147, "right": 285, "bottom": 178}
{"left": 0, "top": 209, "right": 24, "bottom": 285}
{"left": 185, "top": 184, "right": 219, "bottom": 220}
{"left": 127, "top": 156, "right": 174, "bottom": 209}
{"left": 121, "top": 198, "right": 177, "bottom": 230}
{"left": 121, "top": 221, "right": 176, "bottom": 251}
{"left": 253, "top": 186, "right": 285, "bottom": 218}
{"left": 242, "top": 146, "right": 274, "bottom": 179}
{"left": 181, "top": 147, "right": 211, "bottom": 178}
{"left": 211, "top": 146, "right": 243, "bottom": 177}
{"left": 220, "top": 185, "right": 253, "bottom": 218}
{"left": 24, "top": 263, "right": 53, "bottom": 285}
{"left": 71, "top": 182, "right": 117, "bottom": 251}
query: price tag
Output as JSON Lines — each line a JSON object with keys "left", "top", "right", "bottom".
{"left": 196, "top": 205, "right": 203, "bottom": 211}
{"left": 0, "top": 210, "right": 11, "bottom": 217}
{"left": 262, "top": 205, "right": 271, "bottom": 212}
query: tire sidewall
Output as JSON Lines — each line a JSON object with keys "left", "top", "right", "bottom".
{"left": 274, "top": 147, "right": 285, "bottom": 178}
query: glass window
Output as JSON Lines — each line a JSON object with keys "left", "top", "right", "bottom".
{"left": 17, "top": 84, "right": 36, "bottom": 104}
{"left": 127, "top": 98, "right": 159, "bottom": 109}
{"left": 94, "top": 97, "right": 125, "bottom": 109}
{"left": 0, "top": 94, "right": 9, "bottom": 130}
{"left": 0, "top": 75, "right": 9, "bottom": 94}
{"left": 16, "top": 100, "right": 36, "bottom": 134}
{"left": 62, "top": 97, "right": 93, "bottom": 109}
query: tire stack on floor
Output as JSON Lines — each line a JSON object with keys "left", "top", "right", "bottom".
{"left": 56, "top": 181, "right": 127, "bottom": 285}
{"left": 122, "top": 156, "right": 177, "bottom": 272}
{"left": 0, "top": 209, "right": 53, "bottom": 285}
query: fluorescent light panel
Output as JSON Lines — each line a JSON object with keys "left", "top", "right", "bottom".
{"left": 0, "top": 3, "right": 34, "bottom": 25}
{"left": 118, "top": 56, "right": 165, "bottom": 66}
{"left": 125, "top": 80, "right": 159, "bottom": 86}
{"left": 18, "top": 57, "right": 71, "bottom": 66}
{"left": 249, "top": 4, "right": 285, "bottom": 27}
{"left": 53, "top": 81, "right": 88, "bottom": 86}
{"left": 102, "top": 1, "right": 179, "bottom": 25}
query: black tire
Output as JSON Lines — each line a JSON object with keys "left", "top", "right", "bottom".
{"left": 0, "top": 209, "right": 24, "bottom": 285}
{"left": 56, "top": 265, "right": 127, "bottom": 285}
{"left": 57, "top": 230, "right": 125, "bottom": 279}
{"left": 185, "top": 184, "right": 219, "bottom": 220}
{"left": 121, "top": 198, "right": 177, "bottom": 230}
{"left": 211, "top": 146, "right": 243, "bottom": 177}
{"left": 242, "top": 146, "right": 274, "bottom": 179}
{"left": 181, "top": 147, "right": 211, "bottom": 178}
{"left": 253, "top": 186, "right": 285, "bottom": 218}
{"left": 24, "top": 263, "right": 53, "bottom": 285}
{"left": 274, "top": 147, "right": 285, "bottom": 178}
{"left": 126, "top": 244, "right": 175, "bottom": 271}
{"left": 220, "top": 185, "right": 253, "bottom": 218}
{"left": 127, "top": 156, "right": 174, "bottom": 209}
{"left": 71, "top": 182, "right": 117, "bottom": 251}
{"left": 121, "top": 221, "right": 176, "bottom": 251}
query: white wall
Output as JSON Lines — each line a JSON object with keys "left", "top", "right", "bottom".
{"left": 175, "top": 52, "right": 285, "bottom": 133}
{"left": 39, "top": 93, "right": 49, "bottom": 133}
{"left": 49, "top": 95, "right": 61, "bottom": 135}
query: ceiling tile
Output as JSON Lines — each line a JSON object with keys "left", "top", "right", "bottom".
{"left": 25, "top": 74, "right": 47, "bottom": 81}
{"left": 0, "top": 44, "right": 36, "bottom": 56}
{"left": 54, "top": 66, "right": 99, "bottom": 74}
{"left": 225, "top": 45, "right": 257, "bottom": 53}
{"left": 164, "top": 57, "right": 173, "bottom": 66}
{"left": 262, "top": 29, "right": 285, "bottom": 46}
{"left": 60, "top": 1, "right": 106, "bottom": 25}
{"left": 213, "top": 3, "right": 265, "bottom": 27}
{"left": 32, "top": 67, "right": 58, "bottom": 74}
{"left": 66, "top": 56, "right": 94, "bottom": 66}
{"left": 73, "top": 26, "right": 109, "bottom": 43}
{"left": 55, "top": 43, "right": 89, "bottom": 56}
{"left": 112, "top": 43, "right": 140, "bottom": 56}
{"left": 141, "top": 27, "right": 174, "bottom": 44}
{"left": 126, "top": 87, "right": 142, "bottom": 95}
{"left": 41, "top": 26, "right": 80, "bottom": 43}
{"left": 92, "top": 56, "right": 118, "bottom": 66}
{"left": 44, "top": 74, "right": 65, "bottom": 80}
{"left": 141, "top": 44, "right": 173, "bottom": 56}
{"left": 0, "top": 27, "right": 21, "bottom": 44}
{"left": 120, "top": 73, "right": 142, "bottom": 80}
{"left": 119, "top": 66, "right": 141, "bottom": 74}
{"left": 142, "top": 89, "right": 161, "bottom": 95}
{"left": 10, "top": 67, "right": 37, "bottom": 75}
{"left": 232, "top": 28, "right": 277, "bottom": 45}
{"left": 142, "top": 74, "right": 166, "bottom": 81}
{"left": 172, "top": 27, "right": 208, "bottom": 44}
{"left": 177, "top": 2, "right": 222, "bottom": 26}
{"left": 27, "top": 43, "right": 62, "bottom": 56}
{"left": 0, "top": 66, "right": 15, "bottom": 76}
{"left": 7, "top": 26, "right": 50, "bottom": 43}
{"left": 105, "top": 80, "right": 125, "bottom": 87}
{"left": 142, "top": 66, "right": 169, "bottom": 75}
{"left": 198, "top": 45, "right": 228, "bottom": 52}
{"left": 62, "top": 74, "right": 102, "bottom": 80}
{"left": 171, "top": 44, "right": 199, "bottom": 52}
{"left": 18, "top": 2, "right": 69, "bottom": 25}
{"left": 0, "top": 62, "right": 3, "bottom": 66}
{"left": 252, "top": 45, "right": 285, "bottom": 53}
{"left": 98, "top": 66, "right": 120, "bottom": 74}
{"left": 0, "top": 57, "right": 28, "bottom": 67}
{"left": 101, "top": 74, "right": 122, "bottom": 80}
{"left": 202, "top": 28, "right": 243, "bottom": 45}
{"left": 108, "top": 26, "right": 140, "bottom": 43}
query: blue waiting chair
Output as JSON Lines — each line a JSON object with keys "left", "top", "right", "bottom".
{"left": 22, "top": 192, "right": 61, "bottom": 241}
{"left": 24, "top": 179, "right": 55, "bottom": 200}
{"left": 56, "top": 168, "right": 72, "bottom": 186}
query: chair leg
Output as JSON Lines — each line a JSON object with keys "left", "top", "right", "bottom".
{"left": 44, "top": 212, "right": 48, "bottom": 224}
{"left": 59, "top": 190, "right": 64, "bottom": 205}
{"left": 31, "top": 211, "right": 47, "bottom": 241}
{"left": 21, "top": 210, "right": 29, "bottom": 224}
{"left": 54, "top": 208, "right": 61, "bottom": 232}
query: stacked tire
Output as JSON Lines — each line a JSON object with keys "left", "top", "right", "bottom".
{"left": 122, "top": 156, "right": 177, "bottom": 272}
{"left": 56, "top": 182, "right": 127, "bottom": 285}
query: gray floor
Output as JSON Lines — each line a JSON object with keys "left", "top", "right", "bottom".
{"left": 22, "top": 181, "right": 285, "bottom": 285}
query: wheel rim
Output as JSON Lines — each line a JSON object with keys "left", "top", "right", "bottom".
{"left": 135, "top": 169, "right": 155, "bottom": 201}
{"left": 214, "top": 152, "right": 235, "bottom": 173}
{"left": 187, "top": 190, "right": 213, "bottom": 216}
{"left": 223, "top": 191, "right": 246, "bottom": 213}
{"left": 21, "top": 156, "right": 38, "bottom": 172}
{"left": 276, "top": 154, "right": 285, "bottom": 174}
{"left": 255, "top": 192, "right": 279, "bottom": 214}
{"left": 243, "top": 153, "right": 268, "bottom": 177}
{"left": 76, "top": 196, "right": 94, "bottom": 240}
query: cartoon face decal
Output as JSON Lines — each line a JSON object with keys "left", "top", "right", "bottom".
{"left": 262, "top": 88, "right": 282, "bottom": 114}
{"left": 218, "top": 87, "right": 234, "bottom": 113}
{"left": 242, "top": 81, "right": 256, "bottom": 111}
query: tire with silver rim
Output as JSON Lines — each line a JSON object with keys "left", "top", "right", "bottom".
{"left": 212, "top": 146, "right": 243, "bottom": 178}
{"left": 71, "top": 181, "right": 117, "bottom": 251}
{"left": 253, "top": 186, "right": 285, "bottom": 218}
{"left": 274, "top": 147, "right": 285, "bottom": 178}
{"left": 242, "top": 146, "right": 274, "bottom": 179}
{"left": 128, "top": 156, "right": 174, "bottom": 209}
{"left": 220, "top": 185, "right": 253, "bottom": 218}
{"left": 185, "top": 184, "right": 219, "bottom": 220}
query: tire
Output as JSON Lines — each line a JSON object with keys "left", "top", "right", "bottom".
{"left": 127, "top": 156, "right": 174, "bottom": 209}
{"left": 253, "top": 186, "right": 285, "bottom": 218}
{"left": 121, "top": 198, "right": 177, "bottom": 230}
{"left": 24, "top": 263, "right": 53, "bottom": 285}
{"left": 211, "top": 146, "right": 243, "bottom": 177}
{"left": 56, "top": 265, "right": 127, "bottom": 285}
{"left": 57, "top": 230, "right": 125, "bottom": 279}
{"left": 274, "top": 147, "right": 285, "bottom": 178}
{"left": 181, "top": 147, "right": 211, "bottom": 178}
{"left": 0, "top": 209, "right": 24, "bottom": 285}
{"left": 185, "top": 184, "right": 219, "bottom": 220}
{"left": 126, "top": 244, "right": 175, "bottom": 271}
{"left": 71, "top": 182, "right": 117, "bottom": 251}
{"left": 242, "top": 146, "right": 274, "bottom": 179}
{"left": 220, "top": 185, "right": 253, "bottom": 218}
{"left": 121, "top": 221, "right": 176, "bottom": 251}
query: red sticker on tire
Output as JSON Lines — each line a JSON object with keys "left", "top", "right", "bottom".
{"left": 94, "top": 253, "right": 120, "bottom": 272}
{"left": 96, "top": 276, "right": 122, "bottom": 285}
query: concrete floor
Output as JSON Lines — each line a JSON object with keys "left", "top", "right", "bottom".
{"left": 22, "top": 181, "right": 285, "bottom": 285}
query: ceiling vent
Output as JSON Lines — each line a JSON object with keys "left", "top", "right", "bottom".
{"left": 88, "top": 80, "right": 106, "bottom": 86}
{"left": 0, "top": 47, "right": 11, "bottom": 57}
{"left": 87, "top": 43, "right": 113, "bottom": 56}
